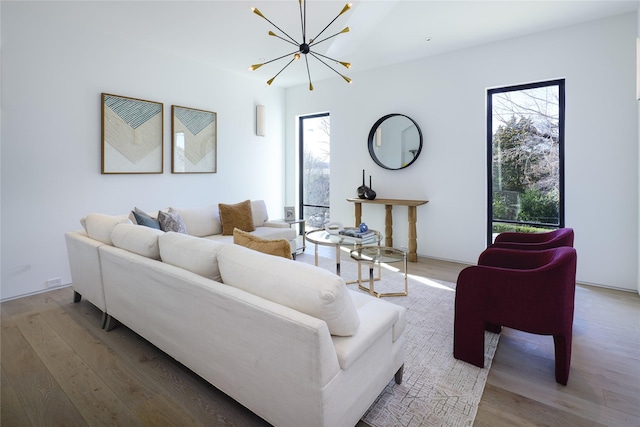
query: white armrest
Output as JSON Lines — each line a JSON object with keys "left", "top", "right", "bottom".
{"left": 264, "top": 220, "right": 291, "bottom": 228}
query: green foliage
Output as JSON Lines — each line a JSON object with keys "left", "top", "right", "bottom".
{"left": 492, "top": 222, "right": 555, "bottom": 234}
{"left": 517, "top": 188, "right": 558, "bottom": 224}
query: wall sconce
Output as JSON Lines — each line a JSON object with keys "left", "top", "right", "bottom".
{"left": 637, "top": 38, "right": 640, "bottom": 100}
{"left": 256, "top": 105, "right": 266, "bottom": 136}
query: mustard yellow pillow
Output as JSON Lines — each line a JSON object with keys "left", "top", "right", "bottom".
{"left": 219, "top": 200, "right": 256, "bottom": 236}
{"left": 233, "top": 228, "right": 292, "bottom": 259}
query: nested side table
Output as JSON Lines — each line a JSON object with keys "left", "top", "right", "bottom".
{"left": 350, "top": 246, "right": 408, "bottom": 297}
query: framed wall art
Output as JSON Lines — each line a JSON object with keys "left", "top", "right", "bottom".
{"left": 172, "top": 105, "right": 217, "bottom": 173}
{"left": 101, "top": 93, "right": 164, "bottom": 174}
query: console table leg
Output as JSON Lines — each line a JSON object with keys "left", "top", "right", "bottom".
{"left": 385, "top": 204, "right": 393, "bottom": 248}
{"left": 408, "top": 206, "right": 418, "bottom": 262}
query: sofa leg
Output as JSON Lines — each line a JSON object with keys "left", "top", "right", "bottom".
{"left": 73, "top": 291, "right": 82, "bottom": 303}
{"left": 100, "top": 312, "right": 108, "bottom": 329}
{"left": 394, "top": 365, "right": 404, "bottom": 384}
{"left": 104, "top": 315, "right": 118, "bottom": 332}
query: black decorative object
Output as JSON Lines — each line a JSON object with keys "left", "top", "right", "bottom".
{"left": 357, "top": 169, "right": 369, "bottom": 199}
{"left": 364, "top": 176, "right": 377, "bottom": 200}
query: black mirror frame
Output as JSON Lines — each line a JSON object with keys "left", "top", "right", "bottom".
{"left": 367, "top": 113, "right": 423, "bottom": 170}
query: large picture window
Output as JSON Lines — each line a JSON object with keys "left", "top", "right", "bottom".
{"left": 299, "top": 113, "right": 330, "bottom": 229}
{"left": 487, "top": 79, "right": 565, "bottom": 244}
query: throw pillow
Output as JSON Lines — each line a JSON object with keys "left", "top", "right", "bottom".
{"left": 158, "top": 209, "right": 188, "bottom": 233}
{"left": 218, "top": 200, "right": 255, "bottom": 235}
{"left": 233, "top": 228, "right": 292, "bottom": 259}
{"left": 132, "top": 209, "right": 161, "bottom": 229}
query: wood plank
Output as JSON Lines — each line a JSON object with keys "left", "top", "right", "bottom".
{"left": 1, "top": 321, "right": 87, "bottom": 426}
{"left": 1, "top": 367, "right": 33, "bottom": 427}
{"left": 13, "top": 310, "right": 143, "bottom": 427}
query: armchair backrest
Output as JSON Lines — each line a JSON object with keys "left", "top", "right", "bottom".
{"left": 492, "top": 228, "right": 574, "bottom": 250}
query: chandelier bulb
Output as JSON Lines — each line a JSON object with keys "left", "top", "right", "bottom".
{"left": 338, "top": 61, "right": 351, "bottom": 69}
{"left": 267, "top": 77, "right": 275, "bottom": 86}
{"left": 294, "top": 53, "right": 301, "bottom": 60}
{"left": 251, "top": 7, "right": 265, "bottom": 19}
{"left": 250, "top": 64, "right": 263, "bottom": 71}
{"left": 340, "top": 4, "right": 352, "bottom": 16}
{"left": 309, "top": 82, "right": 314, "bottom": 91}
{"left": 341, "top": 75, "right": 352, "bottom": 84}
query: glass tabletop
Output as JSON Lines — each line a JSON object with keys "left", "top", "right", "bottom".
{"left": 350, "top": 246, "right": 406, "bottom": 264}
{"left": 306, "top": 228, "right": 382, "bottom": 247}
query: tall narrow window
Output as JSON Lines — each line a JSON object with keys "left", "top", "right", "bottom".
{"left": 299, "top": 113, "right": 330, "bottom": 229}
{"left": 487, "top": 79, "right": 565, "bottom": 244}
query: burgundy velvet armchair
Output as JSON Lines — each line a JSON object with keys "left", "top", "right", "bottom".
{"left": 453, "top": 246, "right": 578, "bottom": 385}
{"left": 491, "top": 227, "right": 574, "bottom": 250}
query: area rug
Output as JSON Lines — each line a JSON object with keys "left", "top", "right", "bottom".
{"left": 296, "top": 252, "right": 500, "bottom": 427}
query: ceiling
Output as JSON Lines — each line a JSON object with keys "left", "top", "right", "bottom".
{"left": 83, "top": 1, "right": 640, "bottom": 89}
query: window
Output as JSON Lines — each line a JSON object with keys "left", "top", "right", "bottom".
{"left": 299, "top": 113, "right": 330, "bottom": 229}
{"left": 487, "top": 79, "right": 565, "bottom": 244}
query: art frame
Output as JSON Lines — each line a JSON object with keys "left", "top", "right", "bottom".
{"left": 101, "top": 93, "right": 164, "bottom": 174}
{"left": 171, "top": 105, "right": 217, "bottom": 174}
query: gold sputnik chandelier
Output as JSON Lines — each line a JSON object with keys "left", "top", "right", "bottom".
{"left": 249, "top": 1, "right": 352, "bottom": 91}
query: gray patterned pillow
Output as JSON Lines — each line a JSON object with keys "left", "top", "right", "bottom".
{"left": 158, "top": 209, "right": 188, "bottom": 234}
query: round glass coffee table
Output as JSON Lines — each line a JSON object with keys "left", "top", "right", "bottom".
{"left": 350, "top": 246, "right": 408, "bottom": 297}
{"left": 305, "top": 228, "right": 382, "bottom": 278}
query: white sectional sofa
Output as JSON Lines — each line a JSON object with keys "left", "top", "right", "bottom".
{"left": 64, "top": 202, "right": 406, "bottom": 427}
{"left": 65, "top": 200, "right": 298, "bottom": 327}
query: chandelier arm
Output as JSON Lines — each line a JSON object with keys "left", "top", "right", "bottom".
{"left": 304, "top": 54, "right": 313, "bottom": 91}
{"left": 310, "top": 3, "right": 351, "bottom": 43}
{"left": 309, "top": 52, "right": 351, "bottom": 83}
{"left": 269, "top": 31, "right": 299, "bottom": 48}
{"left": 309, "top": 28, "right": 348, "bottom": 47}
{"left": 255, "top": 12, "right": 299, "bottom": 45}
{"left": 260, "top": 49, "right": 302, "bottom": 67}
{"left": 299, "top": 0, "right": 305, "bottom": 43}
{"left": 309, "top": 50, "right": 345, "bottom": 66}
{"left": 267, "top": 57, "right": 296, "bottom": 85}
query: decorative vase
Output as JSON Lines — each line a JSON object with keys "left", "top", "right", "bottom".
{"left": 357, "top": 169, "right": 369, "bottom": 199}
{"left": 364, "top": 176, "right": 377, "bottom": 200}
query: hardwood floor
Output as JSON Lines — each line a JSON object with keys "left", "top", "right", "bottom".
{"left": 2, "top": 256, "right": 639, "bottom": 426}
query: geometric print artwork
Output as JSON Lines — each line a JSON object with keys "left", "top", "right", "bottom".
{"left": 172, "top": 105, "right": 217, "bottom": 173}
{"left": 102, "top": 93, "right": 163, "bottom": 174}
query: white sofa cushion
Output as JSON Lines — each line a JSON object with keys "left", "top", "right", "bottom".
{"left": 171, "top": 205, "right": 222, "bottom": 237}
{"left": 111, "top": 223, "right": 164, "bottom": 259}
{"left": 251, "top": 200, "right": 269, "bottom": 227}
{"left": 84, "top": 213, "right": 132, "bottom": 245}
{"left": 159, "top": 232, "right": 224, "bottom": 282}
{"left": 217, "top": 244, "right": 360, "bottom": 336}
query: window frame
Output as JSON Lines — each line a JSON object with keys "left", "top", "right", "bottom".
{"left": 298, "top": 112, "right": 330, "bottom": 227}
{"left": 486, "top": 79, "right": 566, "bottom": 244}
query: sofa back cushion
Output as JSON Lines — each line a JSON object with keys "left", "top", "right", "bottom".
{"left": 159, "top": 232, "right": 224, "bottom": 282}
{"left": 217, "top": 244, "right": 360, "bottom": 336}
{"left": 171, "top": 205, "right": 222, "bottom": 237}
{"left": 84, "top": 213, "right": 132, "bottom": 245}
{"left": 251, "top": 200, "right": 269, "bottom": 227}
{"left": 111, "top": 223, "right": 164, "bottom": 259}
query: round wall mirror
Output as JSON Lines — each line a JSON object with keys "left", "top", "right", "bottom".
{"left": 368, "top": 114, "right": 423, "bottom": 170}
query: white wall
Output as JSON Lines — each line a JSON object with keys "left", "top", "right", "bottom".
{"left": 286, "top": 12, "right": 639, "bottom": 292}
{"left": 1, "top": 2, "right": 286, "bottom": 300}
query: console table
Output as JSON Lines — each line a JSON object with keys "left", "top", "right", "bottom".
{"left": 346, "top": 198, "right": 429, "bottom": 262}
